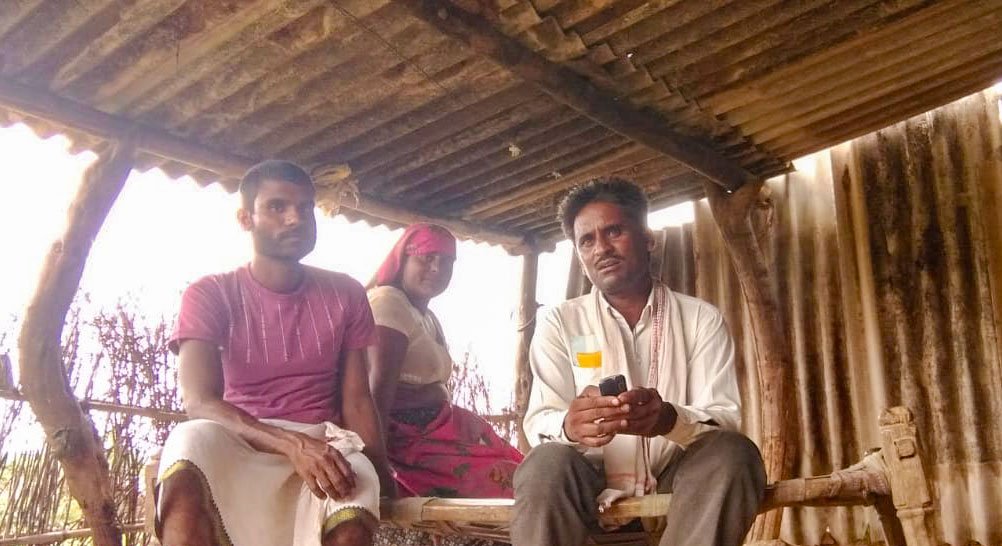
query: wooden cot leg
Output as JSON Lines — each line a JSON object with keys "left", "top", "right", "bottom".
{"left": 878, "top": 407, "right": 945, "bottom": 546}
{"left": 143, "top": 449, "right": 162, "bottom": 543}
{"left": 874, "top": 495, "right": 907, "bottom": 546}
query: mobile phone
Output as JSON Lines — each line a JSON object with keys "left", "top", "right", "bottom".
{"left": 598, "top": 374, "right": 627, "bottom": 396}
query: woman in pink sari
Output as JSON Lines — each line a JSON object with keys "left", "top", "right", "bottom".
{"left": 366, "top": 223, "right": 523, "bottom": 499}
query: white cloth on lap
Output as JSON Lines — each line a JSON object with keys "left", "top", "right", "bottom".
{"left": 156, "top": 418, "right": 380, "bottom": 546}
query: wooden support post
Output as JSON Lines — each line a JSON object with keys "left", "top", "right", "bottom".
{"left": 879, "top": 407, "right": 944, "bottom": 546}
{"left": 0, "top": 354, "right": 12, "bottom": 391}
{"left": 16, "top": 139, "right": 137, "bottom": 546}
{"left": 701, "top": 179, "right": 797, "bottom": 540}
{"left": 513, "top": 252, "right": 539, "bottom": 452}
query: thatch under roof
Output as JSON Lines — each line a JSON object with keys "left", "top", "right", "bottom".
{"left": 1, "top": 0, "right": 999, "bottom": 250}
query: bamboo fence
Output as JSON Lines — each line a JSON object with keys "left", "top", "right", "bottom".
{"left": 0, "top": 297, "right": 515, "bottom": 544}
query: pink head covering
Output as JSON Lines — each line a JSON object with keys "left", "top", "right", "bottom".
{"left": 374, "top": 223, "right": 457, "bottom": 286}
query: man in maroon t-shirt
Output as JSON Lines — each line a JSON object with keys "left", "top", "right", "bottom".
{"left": 156, "top": 160, "right": 394, "bottom": 546}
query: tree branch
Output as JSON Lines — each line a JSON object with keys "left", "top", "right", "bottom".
{"left": 701, "top": 178, "right": 798, "bottom": 540}
{"left": 17, "top": 138, "right": 137, "bottom": 546}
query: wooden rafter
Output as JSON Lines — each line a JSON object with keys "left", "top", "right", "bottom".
{"left": 0, "top": 77, "right": 533, "bottom": 254}
{"left": 394, "top": 0, "right": 755, "bottom": 191}
{"left": 0, "top": 78, "right": 249, "bottom": 182}
{"left": 468, "top": 144, "right": 653, "bottom": 218}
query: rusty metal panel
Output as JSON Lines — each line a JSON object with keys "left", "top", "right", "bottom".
{"left": 694, "top": 88, "right": 1002, "bottom": 545}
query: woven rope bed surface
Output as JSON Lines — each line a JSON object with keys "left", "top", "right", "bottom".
{"left": 143, "top": 452, "right": 892, "bottom": 545}
{"left": 379, "top": 495, "right": 670, "bottom": 545}
{"left": 375, "top": 452, "right": 894, "bottom": 545}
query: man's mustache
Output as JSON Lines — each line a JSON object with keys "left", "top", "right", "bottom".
{"left": 595, "top": 256, "right": 623, "bottom": 269}
{"left": 279, "top": 229, "right": 312, "bottom": 240}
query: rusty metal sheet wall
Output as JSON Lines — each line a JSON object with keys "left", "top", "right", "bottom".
{"left": 694, "top": 88, "right": 1002, "bottom": 545}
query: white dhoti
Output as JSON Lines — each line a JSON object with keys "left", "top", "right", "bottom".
{"left": 155, "top": 418, "right": 380, "bottom": 546}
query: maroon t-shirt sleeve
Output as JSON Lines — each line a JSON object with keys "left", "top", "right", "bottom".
{"left": 169, "top": 276, "right": 228, "bottom": 355}
{"left": 342, "top": 278, "right": 376, "bottom": 350}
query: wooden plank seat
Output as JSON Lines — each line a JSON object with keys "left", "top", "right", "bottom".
{"left": 142, "top": 407, "right": 943, "bottom": 546}
{"left": 374, "top": 458, "right": 888, "bottom": 546}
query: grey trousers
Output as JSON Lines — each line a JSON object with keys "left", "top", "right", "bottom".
{"left": 510, "top": 430, "right": 767, "bottom": 546}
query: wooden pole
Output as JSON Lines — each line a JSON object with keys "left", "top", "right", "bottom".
{"left": 701, "top": 179, "right": 797, "bottom": 540}
{"left": 0, "top": 386, "right": 529, "bottom": 430}
{"left": 394, "top": 0, "right": 754, "bottom": 191}
{"left": 0, "top": 77, "right": 533, "bottom": 254}
{"left": 0, "top": 523, "right": 146, "bottom": 546}
{"left": 513, "top": 252, "right": 540, "bottom": 453}
{"left": 16, "top": 138, "right": 137, "bottom": 546}
{"left": 0, "top": 388, "right": 519, "bottom": 428}
{"left": 0, "top": 388, "right": 186, "bottom": 422}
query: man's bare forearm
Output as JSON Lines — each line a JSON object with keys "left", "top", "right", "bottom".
{"left": 184, "top": 397, "right": 301, "bottom": 456}
{"left": 177, "top": 340, "right": 305, "bottom": 458}
{"left": 343, "top": 394, "right": 397, "bottom": 496}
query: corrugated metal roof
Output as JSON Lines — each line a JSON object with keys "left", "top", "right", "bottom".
{"left": 1, "top": 0, "right": 999, "bottom": 248}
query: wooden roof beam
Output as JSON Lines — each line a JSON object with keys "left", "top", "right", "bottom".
{"left": 0, "top": 77, "right": 535, "bottom": 255}
{"left": 396, "top": 0, "right": 755, "bottom": 191}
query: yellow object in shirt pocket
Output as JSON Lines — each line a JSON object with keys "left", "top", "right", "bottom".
{"left": 575, "top": 351, "right": 602, "bottom": 368}
{"left": 571, "top": 335, "right": 602, "bottom": 368}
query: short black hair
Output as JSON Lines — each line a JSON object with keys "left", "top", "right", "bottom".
{"left": 557, "top": 177, "right": 649, "bottom": 241}
{"left": 238, "top": 160, "right": 315, "bottom": 209}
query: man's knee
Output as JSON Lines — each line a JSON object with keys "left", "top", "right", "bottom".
{"left": 517, "top": 442, "right": 593, "bottom": 506}
{"left": 517, "top": 442, "right": 581, "bottom": 488}
{"left": 323, "top": 519, "right": 372, "bottom": 546}
{"left": 159, "top": 468, "right": 215, "bottom": 546}
{"left": 697, "top": 430, "right": 767, "bottom": 488}
{"left": 160, "top": 467, "right": 206, "bottom": 515}
{"left": 343, "top": 451, "right": 377, "bottom": 480}
{"left": 512, "top": 443, "right": 600, "bottom": 544}
{"left": 162, "top": 420, "right": 234, "bottom": 459}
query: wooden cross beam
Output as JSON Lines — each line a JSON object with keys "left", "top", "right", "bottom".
{"left": 396, "top": 0, "right": 755, "bottom": 191}
{"left": 0, "top": 77, "right": 534, "bottom": 254}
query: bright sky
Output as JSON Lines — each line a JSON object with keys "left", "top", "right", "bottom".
{"left": 0, "top": 122, "right": 693, "bottom": 412}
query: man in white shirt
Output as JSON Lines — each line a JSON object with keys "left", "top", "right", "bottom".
{"left": 512, "top": 178, "right": 766, "bottom": 546}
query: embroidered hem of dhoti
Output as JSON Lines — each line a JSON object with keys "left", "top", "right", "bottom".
{"left": 155, "top": 418, "right": 380, "bottom": 546}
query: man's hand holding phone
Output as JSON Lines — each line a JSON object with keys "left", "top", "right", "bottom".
{"left": 563, "top": 374, "right": 678, "bottom": 443}
{"left": 616, "top": 387, "right": 677, "bottom": 437}
{"left": 562, "top": 377, "right": 630, "bottom": 447}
